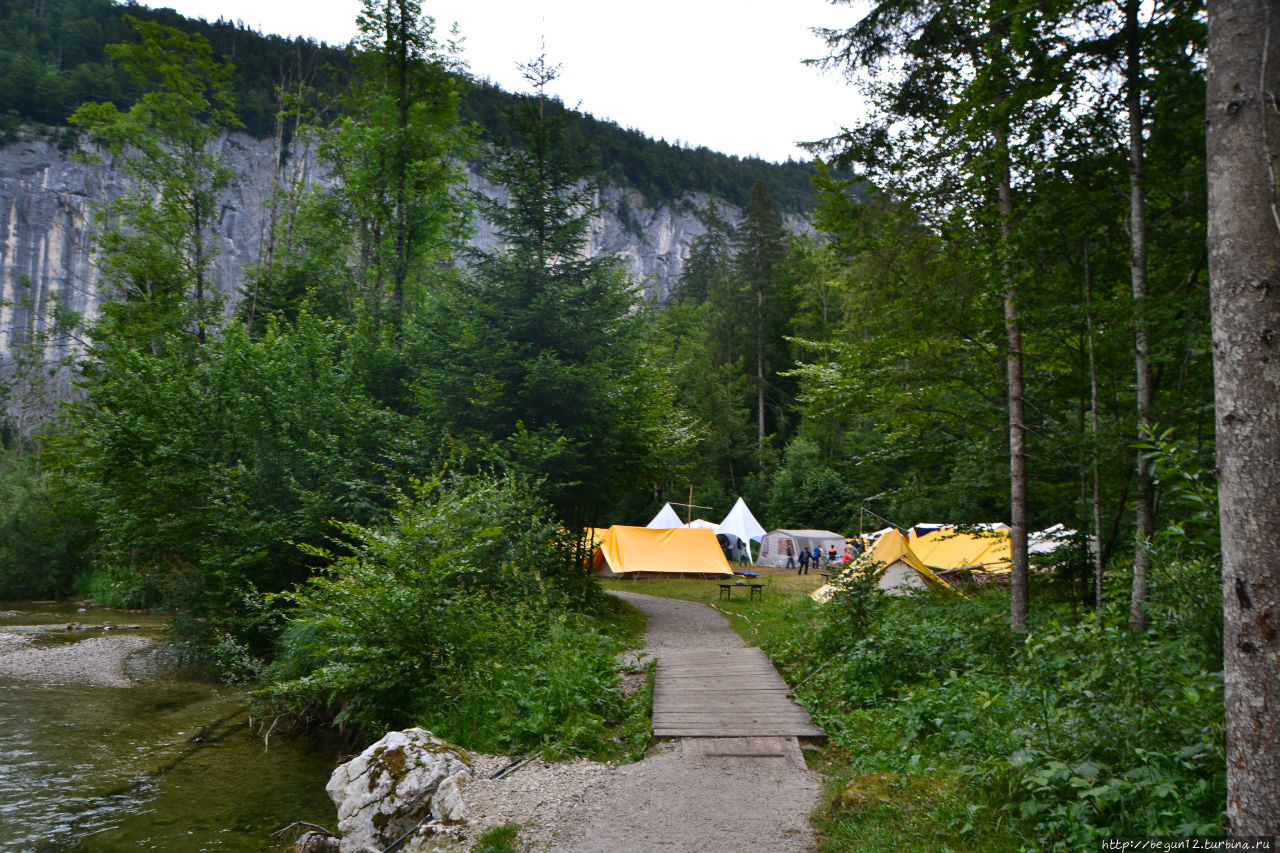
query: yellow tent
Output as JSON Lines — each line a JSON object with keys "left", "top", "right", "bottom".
{"left": 593, "top": 525, "right": 734, "bottom": 578}
{"left": 912, "top": 527, "right": 1012, "bottom": 574}
{"left": 812, "top": 530, "right": 957, "bottom": 600}
{"left": 583, "top": 527, "right": 610, "bottom": 551}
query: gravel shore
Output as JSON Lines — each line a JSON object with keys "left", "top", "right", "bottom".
{"left": 0, "top": 630, "right": 152, "bottom": 688}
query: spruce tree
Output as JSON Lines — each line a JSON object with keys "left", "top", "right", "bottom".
{"left": 416, "top": 54, "right": 679, "bottom": 533}
{"left": 732, "top": 180, "right": 792, "bottom": 463}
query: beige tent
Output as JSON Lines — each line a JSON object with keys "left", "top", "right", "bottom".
{"left": 593, "top": 525, "right": 734, "bottom": 578}
{"left": 812, "top": 530, "right": 959, "bottom": 600}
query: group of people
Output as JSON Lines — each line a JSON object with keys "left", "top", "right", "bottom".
{"left": 783, "top": 541, "right": 855, "bottom": 574}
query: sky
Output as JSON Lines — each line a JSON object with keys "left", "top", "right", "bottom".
{"left": 144, "top": 0, "right": 866, "bottom": 163}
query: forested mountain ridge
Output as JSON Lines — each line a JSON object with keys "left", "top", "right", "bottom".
{"left": 0, "top": 129, "right": 792, "bottom": 386}
{"left": 0, "top": 0, "right": 820, "bottom": 212}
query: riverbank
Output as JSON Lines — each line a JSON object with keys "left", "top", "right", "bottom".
{"left": 0, "top": 601, "right": 338, "bottom": 852}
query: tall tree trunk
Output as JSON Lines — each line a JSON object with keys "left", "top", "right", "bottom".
{"left": 193, "top": 191, "right": 206, "bottom": 346}
{"left": 1206, "top": 0, "right": 1280, "bottom": 833}
{"left": 995, "top": 115, "right": 1029, "bottom": 631}
{"left": 1085, "top": 239, "right": 1105, "bottom": 615}
{"left": 1125, "top": 0, "right": 1154, "bottom": 632}
{"left": 757, "top": 283, "right": 766, "bottom": 467}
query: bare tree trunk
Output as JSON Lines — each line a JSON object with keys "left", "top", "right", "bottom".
{"left": 1125, "top": 0, "right": 1155, "bottom": 633}
{"left": 995, "top": 114, "right": 1029, "bottom": 631}
{"left": 1206, "top": 0, "right": 1280, "bottom": 833}
{"left": 757, "top": 283, "right": 766, "bottom": 468}
{"left": 1085, "top": 240, "right": 1105, "bottom": 615}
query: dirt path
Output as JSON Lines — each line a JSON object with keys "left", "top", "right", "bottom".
{"left": 463, "top": 590, "right": 822, "bottom": 852}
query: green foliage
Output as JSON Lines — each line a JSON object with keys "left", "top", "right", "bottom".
{"left": 472, "top": 823, "right": 521, "bottom": 853}
{"left": 262, "top": 474, "right": 644, "bottom": 757}
{"left": 764, "top": 437, "right": 855, "bottom": 532}
{"left": 793, "top": 588, "right": 1225, "bottom": 847}
{"left": 44, "top": 316, "right": 406, "bottom": 642}
{"left": 0, "top": 449, "right": 92, "bottom": 598}
{"left": 276, "top": 0, "right": 472, "bottom": 335}
{"left": 69, "top": 15, "right": 240, "bottom": 348}
{"left": 414, "top": 58, "right": 689, "bottom": 529}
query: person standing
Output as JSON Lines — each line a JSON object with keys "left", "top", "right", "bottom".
{"left": 812, "top": 546, "right": 822, "bottom": 572}
{"left": 828, "top": 543, "right": 838, "bottom": 565}
{"left": 798, "top": 547, "right": 810, "bottom": 575}
{"left": 784, "top": 541, "right": 795, "bottom": 570}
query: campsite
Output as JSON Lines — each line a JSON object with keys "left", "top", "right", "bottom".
{"left": 0, "top": 0, "right": 1263, "bottom": 846}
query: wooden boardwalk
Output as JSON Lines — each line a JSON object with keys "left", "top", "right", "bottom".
{"left": 652, "top": 647, "right": 825, "bottom": 739}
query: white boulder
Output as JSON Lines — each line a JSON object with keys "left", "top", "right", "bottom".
{"left": 325, "top": 728, "right": 472, "bottom": 853}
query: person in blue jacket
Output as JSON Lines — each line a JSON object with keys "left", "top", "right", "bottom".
{"left": 811, "top": 545, "right": 822, "bottom": 571}
{"left": 798, "top": 546, "right": 809, "bottom": 575}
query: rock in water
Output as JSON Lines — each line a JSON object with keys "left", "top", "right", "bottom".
{"left": 294, "top": 831, "right": 340, "bottom": 853}
{"left": 325, "top": 728, "right": 472, "bottom": 853}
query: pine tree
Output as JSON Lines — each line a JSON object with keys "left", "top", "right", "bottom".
{"left": 416, "top": 54, "right": 680, "bottom": 532}
{"left": 732, "top": 180, "right": 792, "bottom": 465}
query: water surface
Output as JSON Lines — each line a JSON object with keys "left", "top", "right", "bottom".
{"left": 0, "top": 602, "right": 339, "bottom": 852}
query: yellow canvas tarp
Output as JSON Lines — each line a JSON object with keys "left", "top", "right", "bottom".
{"left": 594, "top": 525, "right": 734, "bottom": 578}
{"left": 913, "top": 528, "right": 1012, "bottom": 573}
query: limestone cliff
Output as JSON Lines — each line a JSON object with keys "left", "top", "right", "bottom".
{"left": 0, "top": 130, "right": 746, "bottom": 355}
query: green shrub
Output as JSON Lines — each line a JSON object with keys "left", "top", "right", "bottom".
{"left": 261, "top": 472, "right": 640, "bottom": 758}
{"left": 0, "top": 449, "right": 93, "bottom": 599}
{"left": 795, "top": 585, "right": 1225, "bottom": 848}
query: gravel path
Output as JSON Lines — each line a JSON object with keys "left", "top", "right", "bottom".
{"left": 462, "top": 590, "right": 821, "bottom": 853}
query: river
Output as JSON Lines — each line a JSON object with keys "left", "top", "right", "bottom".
{"left": 0, "top": 601, "right": 339, "bottom": 852}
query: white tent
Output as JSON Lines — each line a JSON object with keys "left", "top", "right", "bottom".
{"left": 1029, "top": 523, "right": 1076, "bottom": 555}
{"left": 646, "top": 503, "right": 685, "bottom": 529}
{"left": 758, "top": 529, "right": 848, "bottom": 568}
{"left": 687, "top": 518, "right": 719, "bottom": 530}
{"left": 717, "top": 497, "right": 766, "bottom": 565}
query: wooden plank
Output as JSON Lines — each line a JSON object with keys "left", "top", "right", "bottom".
{"left": 646, "top": 627, "right": 824, "bottom": 739}
{"left": 655, "top": 727, "right": 824, "bottom": 732}
{"left": 681, "top": 736, "right": 808, "bottom": 769}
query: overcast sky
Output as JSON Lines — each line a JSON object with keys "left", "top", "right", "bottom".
{"left": 144, "top": 0, "right": 866, "bottom": 163}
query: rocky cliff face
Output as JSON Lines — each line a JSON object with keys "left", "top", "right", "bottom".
{"left": 0, "top": 129, "right": 807, "bottom": 431}
{"left": 0, "top": 130, "right": 742, "bottom": 356}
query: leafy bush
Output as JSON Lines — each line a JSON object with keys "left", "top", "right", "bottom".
{"left": 44, "top": 316, "right": 407, "bottom": 640}
{"left": 795, "top": 586, "right": 1225, "bottom": 847}
{"left": 0, "top": 448, "right": 92, "bottom": 598}
{"left": 262, "top": 473, "right": 641, "bottom": 758}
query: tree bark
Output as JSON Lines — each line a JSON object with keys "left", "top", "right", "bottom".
{"left": 1125, "top": 0, "right": 1155, "bottom": 633}
{"left": 995, "top": 114, "right": 1029, "bottom": 631}
{"left": 1206, "top": 0, "right": 1280, "bottom": 833}
{"left": 1085, "top": 239, "right": 1105, "bottom": 615}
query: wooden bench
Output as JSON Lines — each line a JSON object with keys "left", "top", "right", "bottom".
{"left": 719, "top": 582, "right": 765, "bottom": 600}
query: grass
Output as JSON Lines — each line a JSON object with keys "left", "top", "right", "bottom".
{"left": 598, "top": 568, "right": 826, "bottom": 642}
{"left": 472, "top": 823, "right": 521, "bottom": 852}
